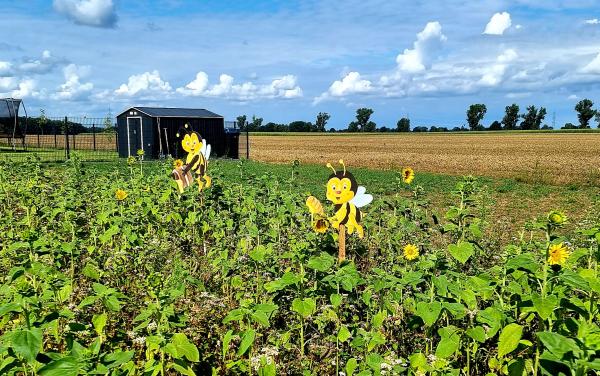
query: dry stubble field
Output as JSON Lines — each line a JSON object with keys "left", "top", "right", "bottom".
{"left": 250, "top": 132, "right": 600, "bottom": 184}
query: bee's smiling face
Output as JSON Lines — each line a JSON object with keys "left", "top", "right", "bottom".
{"left": 326, "top": 176, "right": 355, "bottom": 204}
{"left": 182, "top": 133, "right": 202, "bottom": 154}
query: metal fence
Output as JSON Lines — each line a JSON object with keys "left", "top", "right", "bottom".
{"left": 0, "top": 117, "right": 117, "bottom": 163}
{"left": 0, "top": 116, "right": 249, "bottom": 162}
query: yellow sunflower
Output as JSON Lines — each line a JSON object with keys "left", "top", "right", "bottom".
{"left": 403, "top": 244, "right": 419, "bottom": 261}
{"left": 127, "top": 156, "right": 136, "bottom": 166}
{"left": 136, "top": 149, "right": 145, "bottom": 157}
{"left": 312, "top": 218, "right": 329, "bottom": 233}
{"left": 548, "top": 243, "right": 570, "bottom": 265}
{"left": 173, "top": 159, "right": 184, "bottom": 169}
{"left": 402, "top": 167, "right": 415, "bottom": 184}
{"left": 115, "top": 189, "right": 128, "bottom": 201}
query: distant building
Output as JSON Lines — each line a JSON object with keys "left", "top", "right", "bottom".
{"left": 116, "top": 106, "right": 241, "bottom": 159}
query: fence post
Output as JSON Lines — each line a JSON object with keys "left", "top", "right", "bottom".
{"left": 246, "top": 128, "right": 249, "bottom": 159}
{"left": 37, "top": 132, "right": 40, "bottom": 148}
{"left": 115, "top": 125, "right": 118, "bottom": 153}
{"left": 54, "top": 125, "right": 57, "bottom": 148}
{"left": 64, "top": 116, "right": 70, "bottom": 160}
{"left": 92, "top": 123, "right": 96, "bottom": 151}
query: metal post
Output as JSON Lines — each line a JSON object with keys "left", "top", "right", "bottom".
{"left": 37, "top": 132, "right": 40, "bottom": 148}
{"left": 54, "top": 125, "right": 57, "bottom": 148}
{"left": 64, "top": 116, "right": 70, "bottom": 160}
{"left": 246, "top": 127, "right": 249, "bottom": 159}
{"left": 92, "top": 123, "right": 96, "bottom": 151}
{"left": 115, "top": 126, "right": 119, "bottom": 153}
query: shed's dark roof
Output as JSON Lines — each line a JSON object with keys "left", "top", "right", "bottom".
{"left": 118, "top": 107, "right": 223, "bottom": 118}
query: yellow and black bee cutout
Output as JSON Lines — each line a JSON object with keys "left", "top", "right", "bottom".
{"left": 306, "top": 160, "right": 372, "bottom": 262}
{"left": 171, "top": 123, "right": 212, "bottom": 193}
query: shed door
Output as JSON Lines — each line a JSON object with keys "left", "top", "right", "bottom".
{"left": 126, "top": 117, "right": 143, "bottom": 157}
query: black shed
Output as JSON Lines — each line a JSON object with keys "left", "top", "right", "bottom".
{"left": 116, "top": 106, "right": 239, "bottom": 159}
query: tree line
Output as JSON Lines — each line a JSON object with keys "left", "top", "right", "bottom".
{"left": 237, "top": 98, "right": 600, "bottom": 133}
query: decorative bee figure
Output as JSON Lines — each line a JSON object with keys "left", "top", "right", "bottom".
{"left": 307, "top": 160, "right": 372, "bottom": 261}
{"left": 171, "top": 123, "right": 212, "bottom": 193}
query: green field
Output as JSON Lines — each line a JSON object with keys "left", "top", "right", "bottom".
{"left": 1, "top": 158, "right": 599, "bottom": 375}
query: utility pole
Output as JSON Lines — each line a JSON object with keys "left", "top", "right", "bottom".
{"left": 552, "top": 111, "right": 556, "bottom": 129}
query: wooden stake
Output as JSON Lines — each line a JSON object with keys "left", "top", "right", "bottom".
{"left": 338, "top": 224, "right": 346, "bottom": 263}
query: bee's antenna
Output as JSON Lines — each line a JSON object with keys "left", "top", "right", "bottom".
{"left": 326, "top": 163, "right": 336, "bottom": 174}
{"left": 339, "top": 159, "right": 346, "bottom": 175}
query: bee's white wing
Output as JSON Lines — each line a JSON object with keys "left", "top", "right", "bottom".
{"left": 350, "top": 186, "right": 372, "bottom": 208}
{"left": 200, "top": 139, "right": 211, "bottom": 160}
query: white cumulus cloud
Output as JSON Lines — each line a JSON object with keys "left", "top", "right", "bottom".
{"left": 581, "top": 52, "right": 600, "bottom": 74}
{"left": 584, "top": 18, "right": 599, "bottom": 25}
{"left": 53, "top": 0, "right": 117, "bottom": 28}
{"left": 313, "top": 71, "right": 372, "bottom": 104}
{"left": 177, "top": 72, "right": 302, "bottom": 100}
{"left": 483, "top": 12, "right": 512, "bottom": 35}
{"left": 114, "top": 70, "right": 172, "bottom": 98}
{"left": 479, "top": 49, "right": 518, "bottom": 86}
{"left": 0, "top": 62, "right": 13, "bottom": 77}
{"left": 396, "top": 21, "right": 447, "bottom": 73}
{"left": 11, "top": 79, "right": 41, "bottom": 98}
{"left": 54, "top": 64, "right": 94, "bottom": 101}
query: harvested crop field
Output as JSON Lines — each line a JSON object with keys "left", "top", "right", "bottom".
{"left": 250, "top": 132, "right": 600, "bottom": 184}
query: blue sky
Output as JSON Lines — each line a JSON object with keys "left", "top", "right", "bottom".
{"left": 1, "top": 0, "right": 599, "bottom": 128}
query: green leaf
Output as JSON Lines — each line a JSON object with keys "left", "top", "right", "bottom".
{"left": 291, "top": 298, "right": 316, "bottom": 318}
{"left": 170, "top": 333, "right": 199, "bottom": 362}
{"left": 82, "top": 262, "right": 101, "bottom": 281}
{"left": 505, "top": 254, "right": 537, "bottom": 273}
{"left": 92, "top": 313, "right": 108, "bottom": 337}
{"left": 416, "top": 301, "right": 442, "bottom": 326}
{"left": 103, "top": 350, "right": 134, "bottom": 368}
{"left": 466, "top": 326, "right": 487, "bottom": 343}
{"left": 330, "top": 293, "right": 342, "bottom": 308}
{"left": 498, "top": 324, "right": 523, "bottom": 358}
{"left": 237, "top": 328, "right": 256, "bottom": 356}
{"left": 345, "top": 357, "right": 358, "bottom": 376}
{"left": 307, "top": 252, "right": 336, "bottom": 272}
{"left": 560, "top": 271, "right": 589, "bottom": 291}
{"left": 531, "top": 294, "right": 557, "bottom": 320}
{"left": 0, "top": 303, "right": 22, "bottom": 317}
{"left": 11, "top": 328, "right": 43, "bottom": 362}
{"left": 436, "top": 325, "right": 461, "bottom": 358}
{"left": 249, "top": 245, "right": 271, "bottom": 263}
{"left": 338, "top": 325, "right": 352, "bottom": 342}
{"left": 448, "top": 241, "right": 474, "bottom": 264}
{"left": 264, "top": 272, "right": 300, "bottom": 292}
{"left": 38, "top": 356, "right": 79, "bottom": 376}
{"left": 537, "top": 331, "right": 580, "bottom": 358}
{"left": 223, "top": 308, "right": 246, "bottom": 324}
{"left": 250, "top": 311, "right": 270, "bottom": 327}
{"left": 222, "top": 330, "right": 233, "bottom": 360}
{"left": 371, "top": 310, "right": 386, "bottom": 329}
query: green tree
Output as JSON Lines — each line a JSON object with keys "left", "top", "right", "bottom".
{"left": 520, "top": 106, "right": 546, "bottom": 130}
{"left": 466, "top": 104, "right": 487, "bottom": 131}
{"left": 247, "top": 115, "right": 263, "bottom": 132}
{"left": 595, "top": 112, "right": 600, "bottom": 128}
{"left": 574, "top": 99, "right": 596, "bottom": 129}
{"left": 236, "top": 115, "right": 247, "bottom": 130}
{"left": 489, "top": 120, "right": 502, "bottom": 131}
{"left": 397, "top": 117, "right": 410, "bottom": 132}
{"left": 315, "top": 112, "right": 330, "bottom": 132}
{"left": 348, "top": 108, "right": 376, "bottom": 132}
{"left": 289, "top": 121, "right": 313, "bottom": 132}
{"left": 501, "top": 104, "right": 519, "bottom": 130}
